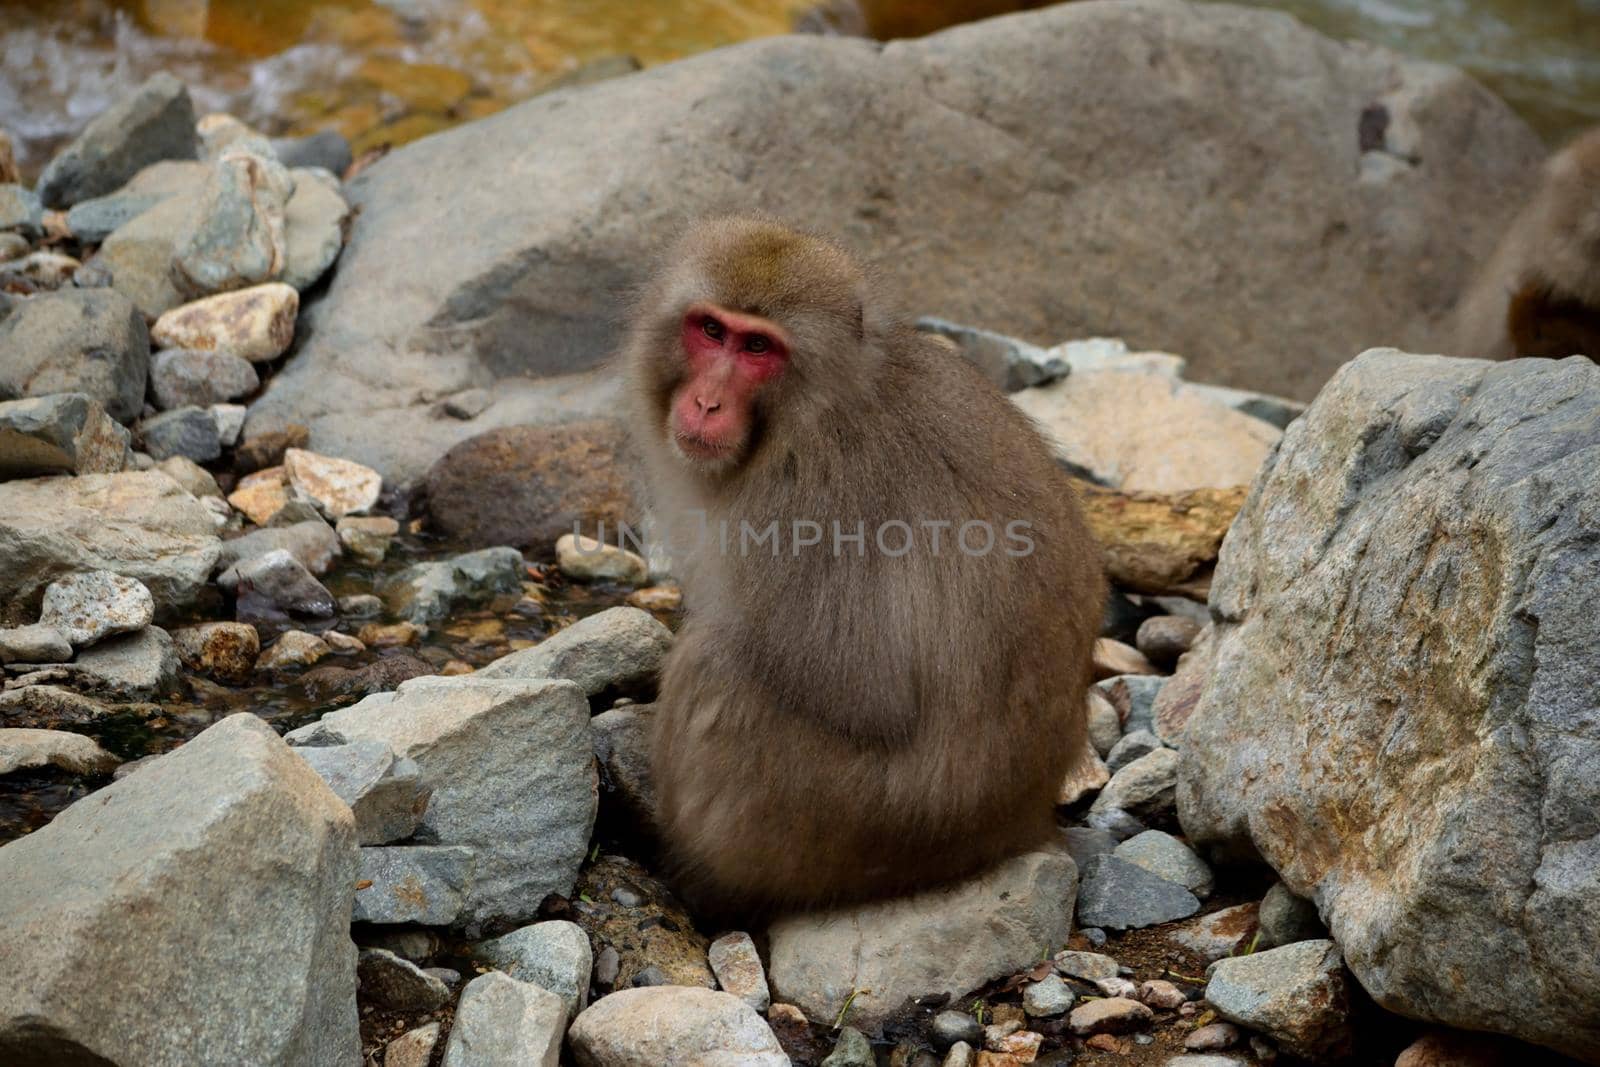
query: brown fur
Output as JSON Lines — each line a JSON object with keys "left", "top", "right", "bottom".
{"left": 622, "top": 217, "right": 1104, "bottom": 918}
{"left": 1454, "top": 125, "right": 1600, "bottom": 361}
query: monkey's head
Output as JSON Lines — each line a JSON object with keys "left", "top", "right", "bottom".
{"left": 627, "top": 217, "right": 876, "bottom": 476}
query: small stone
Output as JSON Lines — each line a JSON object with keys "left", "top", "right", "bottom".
{"left": 158, "top": 455, "right": 221, "bottom": 499}
{"left": 1086, "top": 689, "right": 1122, "bottom": 757}
{"left": 1093, "top": 637, "right": 1157, "bottom": 679}
{"left": 1114, "top": 830, "right": 1214, "bottom": 898}
{"left": 358, "top": 621, "right": 422, "bottom": 648}
{"left": 942, "top": 1043, "right": 975, "bottom": 1067}
{"left": 338, "top": 594, "right": 383, "bottom": 618}
{"left": 1184, "top": 1022, "right": 1242, "bottom": 1050}
{"left": 1076, "top": 854, "right": 1200, "bottom": 930}
{"left": 1105, "top": 729, "right": 1163, "bottom": 773}
{"left": 1168, "top": 1057, "right": 1247, "bottom": 1067}
{"left": 473, "top": 920, "right": 593, "bottom": 1019}
{"left": 709, "top": 931, "right": 770, "bottom": 1013}
{"left": 567, "top": 987, "right": 788, "bottom": 1067}
{"left": 215, "top": 519, "right": 341, "bottom": 588}
{"left": 440, "top": 388, "right": 493, "bottom": 420}
{"left": 227, "top": 468, "right": 291, "bottom": 524}
{"left": 210, "top": 403, "right": 246, "bottom": 445}
{"left": 0, "top": 184, "right": 43, "bottom": 235}
{"left": 1022, "top": 974, "right": 1075, "bottom": 1017}
{"left": 631, "top": 965, "right": 670, "bottom": 987}
{"left": 594, "top": 946, "right": 621, "bottom": 987}
{"left": 1394, "top": 1030, "right": 1508, "bottom": 1067}
{"left": 932, "top": 1010, "right": 985, "bottom": 1048}
{"left": 282, "top": 169, "right": 349, "bottom": 291}
{"left": 336, "top": 514, "right": 398, "bottom": 564}
{"left": 235, "top": 424, "right": 307, "bottom": 472}
{"left": 556, "top": 532, "right": 648, "bottom": 585}
{"left": 625, "top": 584, "right": 682, "bottom": 612}
{"left": 993, "top": 1030, "right": 1042, "bottom": 1060}
{"left": 2, "top": 250, "right": 81, "bottom": 288}
{"left": 256, "top": 629, "right": 331, "bottom": 671}
{"left": 172, "top": 152, "right": 289, "bottom": 297}
{"left": 1135, "top": 614, "right": 1202, "bottom": 668}
{"left": 324, "top": 631, "right": 364, "bottom": 654}
{"left": 0, "top": 232, "right": 24, "bottom": 258}
{"left": 1257, "top": 882, "right": 1326, "bottom": 948}
{"left": 477, "top": 606, "right": 672, "bottom": 697}
{"left": 1090, "top": 747, "right": 1179, "bottom": 818}
{"left": 1204, "top": 940, "right": 1353, "bottom": 1062}
{"left": 80, "top": 193, "right": 190, "bottom": 318}
{"left": 441, "top": 979, "right": 572, "bottom": 1067}
{"left": 1139, "top": 979, "right": 1188, "bottom": 1010}
{"left": 1068, "top": 997, "right": 1152, "bottom": 1036}
{"left": 1084, "top": 805, "right": 1147, "bottom": 840}
{"left": 1061, "top": 826, "right": 1117, "bottom": 872}
{"left": 1172, "top": 903, "right": 1261, "bottom": 963}
{"left": 273, "top": 130, "right": 352, "bottom": 175}
{"left": 138, "top": 406, "right": 220, "bottom": 463}
{"left": 384, "top": 1023, "right": 440, "bottom": 1067}
{"left": 150, "top": 348, "right": 260, "bottom": 409}
{"left": 0, "top": 623, "right": 74, "bottom": 665}
{"left": 295, "top": 739, "right": 429, "bottom": 845}
{"left": 821, "top": 1026, "right": 874, "bottom": 1067}
{"left": 358, "top": 947, "right": 451, "bottom": 1012}
{"left": 35, "top": 72, "right": 197, "bottom": 208}
{"left": 1057, "top": 744, "right": 1110, "bottom": 805}
{"left": 302, "top": 650, "right": 433, "bottom": 695}
{"left": 283, "top": 448, "right": 381, "bottom": 518}
{"left": 150, "top": 283, "right": 298, "bottom": 363}
{"left": 40, "top": 571, "right": 154, "bottom": 648}
{"left": 0, "top": 288, "right": 150, "bottom": 422}
{"left": 1079, "top": 927, "right": 1108, "bottom": 948}
{"left": 171, "top": 621, "right": 260, "bottom": 684}
{"left": 63, "top": 190, "right": 167, "bottom": 242}
{"left": 1054, "top": 950, "right": 1119, "bottom": 982}
{"left": 380, "top": 547, "right": 524, "bottom": 626}
{"left": 1095, "top": 975, "right": 1140, "bottom": 998}
{"left": 352, "top": 845, "right": 475, "bottom": 925}
{"left": 0, "top": 728, "right": 120, "bottom": 776}
{"left": 234, "top": 550, "right": 335, "bottom": 618}
{"left": 1096, "top": 673, "right": 1167, "bottom": 734}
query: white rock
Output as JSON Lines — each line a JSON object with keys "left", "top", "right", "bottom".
{"left": 150, "top": 282, "right": 299, "bottom": 363}
{"left": 283, "top": 447, "right": 381, "bottom": 519}
{"left": 556, "top": 533, "right": 648, "bottom": 585}
{"left": 567, "top": 987, "right": 787, "bottom": 1067}
{"left": 0, "top": 728, "right": 119, "bottom": 776}
{"left": 39, "top": 570, "right": 154, "bottom": 648}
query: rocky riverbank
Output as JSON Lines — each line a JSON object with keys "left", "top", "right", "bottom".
{"left": 2, "top": 3, "right": 1597, "bottom": 1066}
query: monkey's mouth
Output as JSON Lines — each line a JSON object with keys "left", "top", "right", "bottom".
{"left": 673, "top": 430, "right": 738, "bottom": 463}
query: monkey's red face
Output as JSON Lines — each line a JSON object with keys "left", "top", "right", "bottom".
{"left": 669, "top": 302, "right": 790, "bottom": 467}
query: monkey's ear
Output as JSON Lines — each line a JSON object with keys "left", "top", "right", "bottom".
{"left": 1507, "top": 282, "right": 1600, "bottom": 360}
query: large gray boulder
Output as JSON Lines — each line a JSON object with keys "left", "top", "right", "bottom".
{"left": 1177, "top": 350, "right": 1600, "bottom": 1063}
{"left": 244, "top": 0, "right": 1541, "bottom": 485}
{"left": 0, "top": 470, "right": 221, "bottom": 624}
{"left": 768, "top": 846, "right": 1077, "bottom": 1031}
{"left": 0, "top": 713, "right": 360, "bottom": 1065}
{"left": 287, "top": 676, "right": 596, "bottom": 930}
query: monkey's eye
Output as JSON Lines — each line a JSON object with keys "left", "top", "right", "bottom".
{"left": 701, "top": 318, "right": 725, "bottom": 341}
{"left": 745, "top": 335, "right": 771, "bottom": 354}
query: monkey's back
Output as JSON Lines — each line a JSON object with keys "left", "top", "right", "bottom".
{"left": 650, "top": 332, "right": 1105, "bottom": 917}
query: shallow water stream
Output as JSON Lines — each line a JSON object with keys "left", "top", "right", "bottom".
{"left": 3, "top": 0, "right": 1597, "bottom": 179}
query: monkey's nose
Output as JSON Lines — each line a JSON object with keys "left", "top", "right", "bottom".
{"left": 695, "top": 396, "right": 721, "bottom": 415}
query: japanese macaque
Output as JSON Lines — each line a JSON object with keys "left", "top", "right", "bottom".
{"left": 623, "top": 217, "right": 1104, "bottom": 917}
{"left": 1454, "top": 125, "right": 1600, "bottom": 362}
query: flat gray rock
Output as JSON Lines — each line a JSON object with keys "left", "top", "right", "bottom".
{"left": 478, "top": 606, "right": 671, "bottom": 697}
{"left": 357, "top": 948, "right": 451, "bottom": 1012}
{"left": 1113, "top": 830, "right": 1213, "bottom": 899}
{"left": 472, "top": 919, "right": 592, "bottom": 1019}
{"left": 0, "top": 713, "right": 360, "bottom": 1065}
{"left": 352, "top": 845, "right": 475, "bottom": 925}
{"left": 54, "top": 625, "right": 181, "bottom": 701}
{"left": 1076, "top": 854, "right": 1200, "bottom": 930}
{"left": 295, "top": 740, "right": 430, "bottom": 846}
{"left": 138, "top": 406, "right": 221, "bottom": 463}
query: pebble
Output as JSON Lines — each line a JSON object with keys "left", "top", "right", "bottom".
{"left": 708, "top": 931, "right": 770, "bottom": 1013}
{"left": 323, "top": 631, "right": 364, "bottom": 654}
{"left": 1095, "top": 976, "right": 1140, "bottom": 998}
{"left": 337, "top": 593, "right": 383, "bottom": 618}
{"left": 256, "top": 629, "right": 331, "bottom": 671}
{"left": 149, "top": 348, "right": 260, "bottom": 409}
{"left": 1172, "top": 903, "right": 1260, "bottom": 963}
{"left": 157, "top": 455, "right": 221, "bottom": 498}
{"left": 992, "top": 1030, "right": 1042, "bottom": 1059}
{"left": 556, "top": 532, "right": 649, "bottom": 585}
{"left": 1086, "top": 689, "right": 1123, "bottom": 757}
{"left": 821, "top": 1026, "right": 875, "bottom": 1067}
{"left": 1022, "top": 974, "right": 1076, "bottom": 1017}
{"left": 150, "top": 282, "right": 298, "bottom": 363}
{"left": 0, "top": 232, "right": 27, "bottom": 258}
{"left": 273, "top": 130, "right": 353, "bottom": 175}
{"left": 1184, "top": 1022, "right": 1242, "bottom": 1050}
{"left": 336, "top": 514, "right": 398, "bottom": 564}
{"left": 1057, "top": 744, "right": 1110, "bottom": 805}
{"left": 210, "top": 403, "right": 246, "bottom": 446}
{"left": 1089, "top": 747, "right": 1180, "bottom": 818}
{"left": 357, "top": 621, "right": 422, "bottom": 648}
{"left": 2, "top": 250, "right": 79, "bottom": 287}
{"left": 1077, "top": 854, "right": 1200, "bottom": 929}
{"left": 1093, "top": 636, "right": 1158, "bottom": 679}
{"left": 1139, "top": 979, "right": 1189, "bottom": 1010}
{"left": 1114, "top": 829, "right": 1214, "bottom": 898}
{"left": 40, "top": 571, "right": 154, "bottom": 648}
{"left": 941, "top": 1042, "right": 974, "bottom": 1067}
{"left": 594, "top": 945, "right": 621, "bottom": 987}
{"left": 1105, "top": 729, "right": 1163, "bottom": 773}
{"left": 1167, "top": 1057, "right": 1247, "bottom": 1067}
{"left": 1258, "top": 881, "right": 1326, "bottom": 948}
{"left": 444, "top": 972, "right": 565, "bottom": 1065}
{"left": 357, "top": 947, "right": 451, "bottom": 1012}
{"left": 282, "top": 169, "right": 349, "bottom": 291}
{"left": 383, "top": 1023, "right": 440, "bottom": 1067}
{"left": 0, "top": 728, "right": 120, "bottom": 776}
{"left": 1054, "top": 950, "right": 1120, "bottom": 982}
{"left": 233, "top": 550, "right": 335, "bottom": 618}
{"left": 0, "top": 623, "right": 74, "bottom": 665}
{"left": 0, "top": 183, "right": 43, "bottom": 235}
{"left": 1135, "top": 614, "right": 1203, "bottom": 667}
{"left": 234, "top": 423, "right": 307, "bottom": 473}
{"left": 625, "top": 584, "right": 683, "bottom": 612}
{"left": 283, "top": 447, "right": 381, "bottom": 519}
{"left": 932, "top": 1009, "right": 984, "bottom": 1048}
{"left": 63, "top": 190, "right": 166, "bottom": 242}
{"left": 1068, "top": 997, "right": 1153, "bottom": 1036}
{"left": 137, "top": 406, "right": 221, "bottom": 463}
{"left": 171, "top": 622, "right": 260, "bottom": 685}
